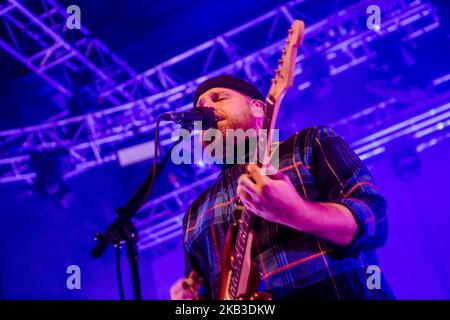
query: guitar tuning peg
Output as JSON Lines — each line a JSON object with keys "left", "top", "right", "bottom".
{"left": 278, "top": 59, "right": 283, "bottom": 64}
{"left": 288, "top": 28, "right": 293, "bottom": 34}
{"left": 271, "top": 79, "right": 277, "bottom": 83}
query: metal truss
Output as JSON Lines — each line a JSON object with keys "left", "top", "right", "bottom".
{"left": 0, "top": 0, "right": 136, "bottom": 104}
{"left": 98, "top": 0, "right": 439, "bottom": 105}
{"left": 0, "top": 0, "right": 439, "bottom": 184}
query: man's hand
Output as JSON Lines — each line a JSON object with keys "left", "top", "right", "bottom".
{"left": 170, "top": 271, "right": 202, "bottom": 300}
{"left": 237, "top": 163, "right": 358, "bottom": 246}
{"left": 237, "top": 163, "right": 305, "bottom": 227}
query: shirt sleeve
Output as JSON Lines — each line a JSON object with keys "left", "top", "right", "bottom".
{"left": 182, "top": 208, "right": 212, "bottom": 299}
{"left": 310, "top": 126, "right": 388, "bottom": 257}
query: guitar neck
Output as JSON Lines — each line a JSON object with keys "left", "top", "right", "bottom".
{"left": 228, "top": 98, "right": 277, "bottom": 299}
{"left": 260, "top": 96, "right": 279, "bottom": 163}
{"left": 228, "top": 206, "right": 255, "bottom": 299}
{"left": 225, "top": 19, "right": 305, "bottom": 300}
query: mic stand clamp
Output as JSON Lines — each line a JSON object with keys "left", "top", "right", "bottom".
{"left": 93, "top": 208, "right": 142, "bottom": 300}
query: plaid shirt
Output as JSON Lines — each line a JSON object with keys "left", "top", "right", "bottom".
{"left": 182, "top": 126, "right": 392, "bottom": 300}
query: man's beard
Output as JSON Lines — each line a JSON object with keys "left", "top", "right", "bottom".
{"left": 201, "top": 129, "right": 258, "bottom": 164}
{"left": 202, "top": 117, "right": 253, "bottom": 149}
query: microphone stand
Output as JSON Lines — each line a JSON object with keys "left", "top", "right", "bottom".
{"left": 92, "top": 138, "right": 177, "bottom": 300}
{"left": 91, "top": 108, "right": 214, "bottom": 299}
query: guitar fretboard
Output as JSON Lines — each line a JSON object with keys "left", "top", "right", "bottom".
{"left": 228, "top": 98, "right": 276, "bottom": 299}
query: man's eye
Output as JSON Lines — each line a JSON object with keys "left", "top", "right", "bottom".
{"left": 216, "top": 97, "right": 226, "bottom": 101}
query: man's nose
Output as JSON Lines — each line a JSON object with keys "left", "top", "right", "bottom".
{"left": 201, "top": 101, "right": 220, "bottom": 113}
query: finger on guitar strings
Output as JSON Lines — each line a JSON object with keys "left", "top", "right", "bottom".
{"left": 237, "top": 174, "right": 259, "bottom": 198}
{"left": 247, "top": 163, "right": 271, "bottom": 186}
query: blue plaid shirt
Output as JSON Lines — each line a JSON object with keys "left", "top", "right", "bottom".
{"left": 182, "top": 126, "right": 392, "bottom": 299}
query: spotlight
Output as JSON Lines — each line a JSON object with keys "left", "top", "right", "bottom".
{"left": 391, "top": 147, "right": 421, "bottom": 182}
{"left": 30, "top": 147, "right": 74, "bottom": 208}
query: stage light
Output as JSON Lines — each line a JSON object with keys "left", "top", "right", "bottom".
{"left": 117, "top": 140, "right": 157, "bottom": 167}
{"left": 30, "top": 147, "right": 74, "bottom": 208}
{"left": 391, "top": 147, "right": 421, "bottom": 182}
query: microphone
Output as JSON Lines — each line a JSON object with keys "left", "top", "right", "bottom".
{"left": 160, "top": 106, "right": 217, "bottom": 130}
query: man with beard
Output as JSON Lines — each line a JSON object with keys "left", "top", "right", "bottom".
{"left": 170, "top": 74, "right": 395, "bottom": 300}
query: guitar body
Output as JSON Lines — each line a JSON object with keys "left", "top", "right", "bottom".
{"left": 217, "top": 20, "right": 305, "bottom": 300}
{"left": 218, "top": 220, "right": 272, "bottom": 300}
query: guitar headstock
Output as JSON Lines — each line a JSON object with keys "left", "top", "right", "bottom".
{"left": 267, "top": 20, "right": 305, "bottom": 102}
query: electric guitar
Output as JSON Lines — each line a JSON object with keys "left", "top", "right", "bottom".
{"left": 218, "top": 20, "right": 305, "bottom": 300}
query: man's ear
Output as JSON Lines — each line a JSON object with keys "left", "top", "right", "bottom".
{"left": 249, "top": 99, "right": 265, "bottom": 119}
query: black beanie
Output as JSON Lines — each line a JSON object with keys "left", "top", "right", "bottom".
{"left": 194, "top": 74, "right": 265, "bottom": 106}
